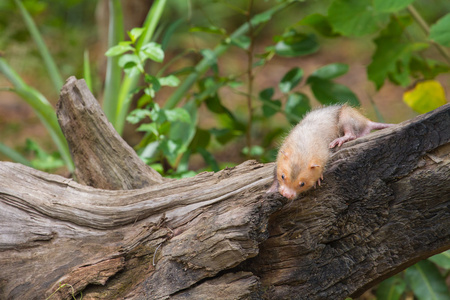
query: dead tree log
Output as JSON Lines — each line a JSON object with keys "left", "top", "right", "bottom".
{"left": 0, "top": 77, "right": 449, "bottom": 300}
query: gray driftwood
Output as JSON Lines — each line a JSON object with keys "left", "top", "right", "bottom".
{"left": 0, "top": 76, "right": 449, "bottom": 300}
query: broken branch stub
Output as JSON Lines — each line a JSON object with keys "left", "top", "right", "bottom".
{"left": 56, "top": 76, "right": 165, "bottom": 190}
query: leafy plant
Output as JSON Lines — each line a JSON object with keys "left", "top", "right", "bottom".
{"left": 0, "top": 0, "right": 168, "bottom": 173}
{"left": 376, "top": 250, "right": 450, "bottom": 300}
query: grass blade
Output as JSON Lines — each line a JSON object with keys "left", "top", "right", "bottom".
{"left": 0, "top": 142, "right": 32, "bottom": 167}
{"left": 83, "top": 49, "right": 92, "bottom": 92}
{"left": 103, "top": 0, "right": 124, "bottom": 125}
{"left": 14, "top": 0, "right": 64, "bottom": 92}
{"left": 0, "top": 57, "right": 74, "bottom": 172}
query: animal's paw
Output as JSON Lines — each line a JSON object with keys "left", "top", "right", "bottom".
{"left": 314, "top": 174, "right": 324, "bottom": 188}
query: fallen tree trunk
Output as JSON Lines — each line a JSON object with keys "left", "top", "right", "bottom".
{"left": 0, "top": 77, "right": 449, "bottom": 300}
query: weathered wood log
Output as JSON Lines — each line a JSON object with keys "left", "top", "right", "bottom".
{"left": 0, "top": 77, "right": 449, "bottom": 300}
{"left": 57, "top": 76, "right": 165, "bottom": 189}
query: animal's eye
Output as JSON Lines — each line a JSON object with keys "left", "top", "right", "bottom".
{"left": 299, "top": 182, "right": 305, "bottom": 187}
{"left": 281, "top": 174, "right": 285, "bottom": 180}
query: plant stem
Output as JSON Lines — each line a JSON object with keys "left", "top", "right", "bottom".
{"left": 245, "top": 0, "right": 255, "bottom": 158}
{"left": 407, "top": 4, "right": 450, "bottom": 64}
{"left": 114, "top": 0, "right": 167, "bottom": 135}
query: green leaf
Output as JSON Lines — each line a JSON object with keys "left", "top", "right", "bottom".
{"left": 308, "top": 77, "right": 360, "bottom": 106}
{"left": 376, "top": 275, "right": 406, "bottom": 300}
{"left": 197, "top": 147, "right": 219, "bottom": 172}
{"left": 189, "top": 26, "right": 226, "bottom": 35}
{"left": 429, "top": 13, "right": 450, "bottom": 47}
{"left": 140, "top": 42, "right": 164, "bottom": 62}
{"left": 259, "top": 87, "right": 274, "bottom": 101}
{"left": 279, "top": 67, "right": 304, "bottom": 93}
{"left": 230, "top": 35, "right": 251, "bottom": 50}
{"left": 428, "top": 250, "right": 450, "bottom": 269}
{"left": 405, "top": 260, "right": 450, "bottom": 300}
{"left": 160, "top": 138, "right": 184, "bottom": 166}
{"left": 128, "top": 27, "right": 144, "bottom": 42}
{"left": 374, "top": 0, "right": 415, "bottom": 13}
{"left": 205, "top": 94, "right": 235, "bottom": 120}
{"left": 242, "top": 145, "right": 264, "bottom": 157}
{"left": 262, "top": 99, "right": 282, "bottom": 117}
{"left": 252, "top": 9, "right": 274, "bottom": 26}
{"left": 189, "top": 128, "right": 211, "bottom": 150}
{"left": 159, "top": 75, "right": 180, "bottom": 87}
{"left": 274, "top": 30, "right": 319, "bottom": 57}
{"left": 285, "top": 92, "right": 310, "bottom": 124}
{"left": 403, "top": 80, "right": 447, "bottom": 113}
{"left": 367, "top": 16, "right": 426, "bottom": 89}
{"left": 200, "top": 49, "right": 218, "bottom": 65}
{"left": 118, "top": 54, "right": 140, "bottom": 69}
{"left": 310, "top": 63, "right": 349, "bottom": 80}
{"left": 328, "top": 0, "right": 390, "bottom": 37}
{"left": 105, "top": 44, "right": 134, "bottom": 57}
{"left": 297, "top": 13, "right": 339, "bottom": 37}
{"left": 258, "top": 87, "right": 281, "bottom": 117}
{"left": 210, "top": 128, "right": 238, "bottom": 145}
{"left": 164, "top": 108, "right": 191, "bottom": 124}
{"left": 127, "top": 108, "right": 151, "bottom": 124}
{"left": 409, "top": 57, "right": 450, "bottom": 79}
{"left": 137, "top": 123, "right": 159, "bottom": 136}
{"left": 168, "top": 101, "right": 198, "bottom": 164}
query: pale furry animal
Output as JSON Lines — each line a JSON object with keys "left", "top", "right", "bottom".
{"left": 267, "top": 105, "right": 394, "bottom": 200}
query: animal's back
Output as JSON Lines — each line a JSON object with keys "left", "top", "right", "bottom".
{"left": 282, "top": 105, "right": 342, "bottom": 165}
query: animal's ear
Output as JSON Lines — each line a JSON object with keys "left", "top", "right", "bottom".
{"left": 310, "top": 161, "right": 321, "bottom": 169}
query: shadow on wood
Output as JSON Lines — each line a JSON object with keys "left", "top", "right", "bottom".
{"left": 0, "top": 76, "right": 449, "bottom": 299}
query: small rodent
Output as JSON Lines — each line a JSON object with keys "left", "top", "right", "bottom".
{"left": 267, "top": 105, "right": 394, "bottom": 200}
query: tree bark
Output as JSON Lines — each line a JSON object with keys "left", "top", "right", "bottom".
{"left": 0, "top": 77, "right": 449, "bottom": 300}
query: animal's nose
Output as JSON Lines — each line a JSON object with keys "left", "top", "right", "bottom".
{"left": 280, "top": 187, "right": 296, "bottom": 200}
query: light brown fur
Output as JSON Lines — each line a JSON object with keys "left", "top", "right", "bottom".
{"left": 268, "top": 105, "right": 394, "bottom": 200}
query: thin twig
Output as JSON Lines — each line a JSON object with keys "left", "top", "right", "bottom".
{"left": 407, "top": 4, "right": 450, "bottom": 64}
{"left": 245, "top": 0, "right": 255, "bottom": 158}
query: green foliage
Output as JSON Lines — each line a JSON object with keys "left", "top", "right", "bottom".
{"left": 25, "top": 139, "right": 65, "bottom": 171}
{"left": 405, "top": 259, "right": 450, "bottom": 300}
{"left": 376, "top": 275, "right": 406, "bottom": 300}
{"left": 429, "top": 13, "right": 450, "bottom": 47}
{"left": 328, "top": 0, "right": 390, "bottom": 37}
{"left": 375, "top": 251, "right": 450, "bottom": 300}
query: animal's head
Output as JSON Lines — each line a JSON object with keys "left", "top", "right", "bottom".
{"left": 276, "top": 149, "right": 323, "bottom": 200}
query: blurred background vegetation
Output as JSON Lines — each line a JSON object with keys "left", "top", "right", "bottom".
{"left": 0, "top": 1, "right": 449, "bottom": 299}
